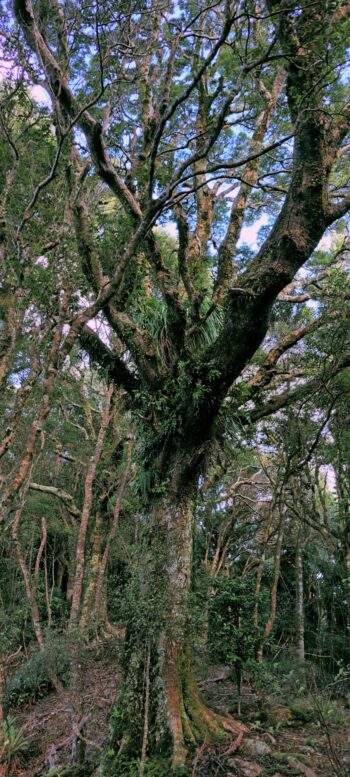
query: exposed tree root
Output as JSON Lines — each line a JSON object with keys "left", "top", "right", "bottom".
{"left": 107, "top": 645, "right": 247, "bottom": 774}
{"left": 167, "top": 651, "right": 248, "bottom": 770}
{"left": 184, "top": 663, "right": 247, "bottom": 742}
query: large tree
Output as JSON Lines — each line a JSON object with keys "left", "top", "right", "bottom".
{"left": 2, "top": 0, "right": 350, "bottom": 771}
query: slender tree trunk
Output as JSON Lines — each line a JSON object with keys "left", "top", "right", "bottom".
{"left": 79, "top": 512, "right": 103, "bottom": 632}
{"left": 346, "top": 547, "right": 350, "bottom": 577}
{"left": 94, "top": 440, "right": 132, "bottom": 618}
{"left": 67, "top": 388, "right": 113, "bottom": 762}
{"left": 295, "top": 524, "right": 305, "bottom": 664}
{"left": 80, "top": 440, "right": 132, "bottom": 633}
{"left": 12, "top": 504, "right": 45, "bottom": 652}
{"left": 253, "top": 503, "right": 275, "bottom": 628}
{"left": 69, "top": 384, "right": 113, "bottom": 630}
{"left": 257, "top": 506, "right": 285, "bottom": 663}
{"left": 1, "top": 293, "right": 69, "bottom": 515}
{"left": 0, "top": 294, "right": 23, "bottom": 390}
{"left": 107, "top": 475, "right": 244, "bottom": 773}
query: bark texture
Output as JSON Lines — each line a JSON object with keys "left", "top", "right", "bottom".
{"left": 295, "top": 525, "right": 305, "bottom": 664}
{"left": 257, "top": 506, "right": 285, "bottom": 663}
{"left": 107, "top": 474, "right": 243, "bottom": 774}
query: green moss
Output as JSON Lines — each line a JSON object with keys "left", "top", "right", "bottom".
{"left": 271, "top": 751, "right": 293, "bottom": 763}
{"left": 289, "top": 701, "right": 315, "bottom": 723}
{"left": 271, "top": 751, "right": 313, "bottom": 766}
{"left": 104, "top": 755, "right": 188, "bottom": 776}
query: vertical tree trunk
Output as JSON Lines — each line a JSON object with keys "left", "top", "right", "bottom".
{"left": 295, "top": 524, "right": 305, "bottom": 664}
{"left": 79, "top": 512, "right": 103, "bottom": 632}
{"left": 257, "top": 506, "right": 285, "bottom": 663}
{"left": 67, "top": 384, "right": 114, "bottom": 762}
{"left": 253, "top": 503, "right": 275, "bottom": 628}
{"left": 94, "top": 441, "right": 132, "bottom": 618}
{"left": 346, "top": 547, "right": 350, "bottom": 577}
{"left": 107, "top": 476, "right": 243, "bottom": 774}
{"left": 69, "top": 385, "right": 113, "bottom": 630}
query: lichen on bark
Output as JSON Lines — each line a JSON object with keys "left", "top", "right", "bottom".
{"left": 104, "top": 476, "right": 243, "bottom": 775}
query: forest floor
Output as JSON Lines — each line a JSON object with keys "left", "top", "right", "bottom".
{"left": 194, "top": 668, "right": 350, "bottom": 776}
{"left": 6, "top": 642, "right": 350, "bottom": 777}
{"left": 6, "top": 639, "right": 121, "bottom": 777}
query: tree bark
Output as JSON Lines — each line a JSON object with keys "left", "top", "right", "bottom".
{"left": 107, "top": 475, "right": 244, "bottom": 773}
{"left": 94, "top": 441, "right": 132, "bottom": 618}
{"left": 79, "top": 512, "right": 103, "bottom": 633}
{"left": 257, "top": 505, "right": 285, "bottom": 663}
{"left": 69, "top": 384, "right": 113, "bottom": 630}
{"left": 253, "top": 502, "right": 275, "bottom": 628}
{"left": 295, "top": 524, "right": 305, "bottom": 665}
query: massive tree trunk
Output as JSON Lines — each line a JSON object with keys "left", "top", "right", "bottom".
{"left": 106, "top": 465, "right": 242, "bottom": 774}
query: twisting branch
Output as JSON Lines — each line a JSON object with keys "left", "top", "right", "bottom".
{"left": 214, "top": 68, "right": 286, "bottom": 299}
{"left": 29, "top": 482, "right": 81, "bottom": 519}
{"left": 14, "top": 0, "right": 142, "bottom": 220}
{"left": 247, "top": 311, "right": 338, "bottom": 392}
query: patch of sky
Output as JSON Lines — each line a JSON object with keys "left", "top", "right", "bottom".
{"left": 30, "top": 84, "right": 51, "bottom": 106}
{"left": 7, "top": 368, "right": 31, "bottom": 389}
{"left": 164, "top": 213, "right": 270, "bottom": 252}
{"left": 237, "top": 214, "right": 270, "bottom": 251}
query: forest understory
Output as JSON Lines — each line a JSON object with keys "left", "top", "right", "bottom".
{"left": 4, "top": 637, "right": 350, "bottom": 777}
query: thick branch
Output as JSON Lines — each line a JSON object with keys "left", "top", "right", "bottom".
{"left": 247, "top": 312, "right": 338, "bottom": 392}
{"left": 29, "top": 482, "right": 80, "bottom": 519}
{"left": 189, "top": 2, "right": 341, "bottom": 433}
{"left": 74, "top": 198, "right": 160, "bottom": 385}
{"left": 246, "top": 352, "right": 350, "bottom": 424}
{"left": 78, "top": 325, "right": 139, "bottom": 395}
{"left": 214, "top": 68, "right": 286, "bottom": 298}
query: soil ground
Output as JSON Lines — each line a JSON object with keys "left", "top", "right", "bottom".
{"left": 5, "top": 650, "right": 350, "bottom": 777}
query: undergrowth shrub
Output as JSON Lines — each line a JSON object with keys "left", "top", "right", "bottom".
{"left": 5, "top": 640, "right": 70, "bottom": 710}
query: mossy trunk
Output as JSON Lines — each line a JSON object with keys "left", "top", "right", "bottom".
{"left": 295, "top": 527, "right": 305, "bottom": 664}
{"left": 106, "top": 479, "right": 242, "bottom": 775}
{"left": 79, "top": 512, "right": 103, "bottom": 632}
{"left": 0, "top": 656, "right": 3, "bottom": 756}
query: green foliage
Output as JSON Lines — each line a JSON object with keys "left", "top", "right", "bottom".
{"left": 44, "top": 766, "right": 95, "bottom": 777}
{"left": 289, "top": 700, "right": 315, "bottom": 723}
{"left": 314, "top": 697, "right": 345, "bottom": 726}
{"left": 0, "top": 600, "right": 31, "bottom": 657}
{"left": 1, "top": 715, "right": 29, "bottom": 765}
{"left": 5, "top": 643, "right": 70, "bottom": 710}
{"left": 208, "top": 574, "right": 260, "bottom": 676}
{"left": 106, "top": 755, "right": 178, "bottom": 777}
{"left": 289, "top": 696, "right": 345, "bottom": 726}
